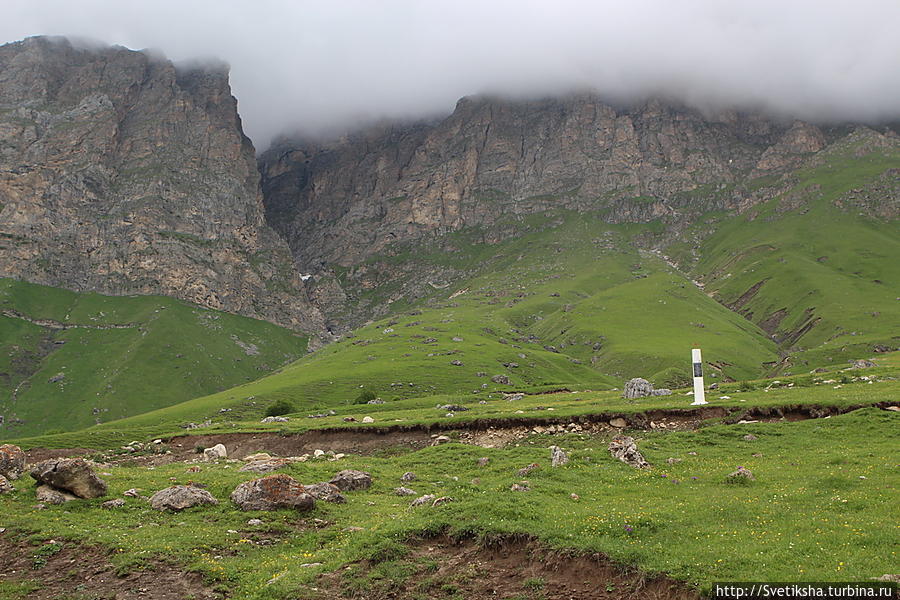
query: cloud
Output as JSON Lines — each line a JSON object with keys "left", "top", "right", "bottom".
{"left": 2, "top": 0, "right": 899, "bottom": 149}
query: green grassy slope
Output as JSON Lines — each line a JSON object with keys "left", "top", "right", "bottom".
{"left": 21, "top": 217, "right": 781, "bottom": 435}
{"left": 0, "top": 279, "right": 308, "bottom": 437}
{"left": 691, "top": 133, "right": 900, "bottom": 371}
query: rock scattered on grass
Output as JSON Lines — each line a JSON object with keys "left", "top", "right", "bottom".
{"left": 303, "top": 482, "right": 346, "bottom": 503}
{"left": 247, "top": 518, "right": 264, "bottom": 526}
{"left": 203, "top": 444, "right": 227, "bottom": 461}
{"left": 851, "top": 359, "right": 876, "bottom": 368}
{"left": 410, "top": 494, "right": 435, "bottom": 507}
{"left": 608, "top": 436, "right": 650, "bottom": 469}
{"left": 261, "top": 416, "right": 288, "bottom": 423}
{"left": 0, "top": 444, "right": 25, "bottom": 480}
{"left": 432, "top": 496, "right": 452, "bottom": 507}
{"left": 433, "top": 435, "right": 451, "bottom": 445}
{"left": 394, "top": 487, "right": 417, "bottom": 496}
{"left": 476, "top": 457, "right": 490, "bottom": 467}
{"left": 609, "top": 417, "right": 628, "bottom": 428}
{"left": 400, "top": 471, "right": 416, "bottom": 482}
{"left": 329, "top": 469, "right": 372, "bottom": 491}
{"left": 726, "top": 466, "right": 755, "bottom": 483}
{"left": 517, "top": 463, "right": 540, "bottom": 476}
{"left": 491, "top": 375, "right": 511, "bottom": 385}
{"left": 510, "top": 481, "right": 530, "bottom": 492}
{"left": 0, "top": 475, "right": 13, "bottom": 494}
{"left": 150, "top": 485, "right": 218, "bottom": 511}
{"left": 550, "top": 446, "right": 569, "bottom": 467}
{"left": 123, "top": 488, "right": 142, "bottom": 498}
{"left": 666, "top": 458, "right": 682, "bottom": 465}
{"left": 362, "top": 416, "right": 374, "bottom": 423}
{"left": 231, "top": 474, "right": 315, "bottom": 511}
{"left": 30, "top": 458, "right": 108, "bottom": 499}
{"left": 743, "top": 434, "right": 758, "bottom": 441}
{"left": 102, "top": 498, "right": 125, "bottom": 509}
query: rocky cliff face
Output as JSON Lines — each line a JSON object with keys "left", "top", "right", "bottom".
{"left": 260, "top": 95, "right": 827, "bottom": 269}
{"left": 0, "top": 37, "right": 324, "bottom": 333}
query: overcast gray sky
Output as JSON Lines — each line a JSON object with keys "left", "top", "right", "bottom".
{"left": 3, "top": 0, "right": 899, "bottom": 149}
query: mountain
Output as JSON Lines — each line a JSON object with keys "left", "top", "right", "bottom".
{"left": 0, "top": 36, "right": 324, "bottom": 333}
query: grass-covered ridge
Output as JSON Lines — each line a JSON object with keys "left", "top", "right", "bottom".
{"left": 0, "top": 279, "right": 308, "bottom": 437}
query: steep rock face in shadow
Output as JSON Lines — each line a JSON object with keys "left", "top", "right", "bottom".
{"left": 0, "top": 37, "right": 324, "bottom": 333}
{"left": 260, "top": 94, "right": 826, "bottom": 269}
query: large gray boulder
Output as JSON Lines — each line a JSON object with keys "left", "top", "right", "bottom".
{"left": 150, "top": 485, "right": 218, "bottom": 511}
{"left": 0, "top": 444, "right": 25, "bottom": 480}
{"left": 30, "top": 458, "right": 107, "bottom": 499}
{"left": 329, "top": 469, "right": 372, "bottom": 491}
{"left": 608, "top": 436, "right": 650, "bottom": 469}
{"left": 231, "top": 474, "right": 315, "bottom": 511}
{"left": 623, "top": 378, "right": 654, "bottom": 399}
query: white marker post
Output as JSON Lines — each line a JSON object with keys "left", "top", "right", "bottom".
{"left": 691, "top": 348, "right": 707, "bottom": 405}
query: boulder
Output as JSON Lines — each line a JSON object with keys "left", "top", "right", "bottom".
{"left": 0, "top": 475, "right": 13, "bottom": 494}
{"left": 0, "top": 444, "right": 25, "bottom": 480}
{"left": 36, "top": 484, "right": 78, "bottom": 504}
{"left": 30, "top": 458, "right": 107, "bottom": 499}
{"left": 851, "top": 359, "right": 876, "bottom": 369}
{"left": 329, "top": 469, "right": 372, "bottom": 491}
{"left": 150, "top": 485, "right": 218, "bottom": 511}
{"left": 231, "top": 474, "right": 315, "bottom": 511}
{"left": 608, "top": 436, "right": 650, "bottom": 469}
{"left": 203, "top": 444, "right": 227, "bottom": 461}
{"left": 550, "top": 446, "right": 569, "bottom": 467}
{"left": 623, "top": 378, "right": 654, "bottom": 399}
{"left": 303, "top": 482, "right": 346, "bottom": 503}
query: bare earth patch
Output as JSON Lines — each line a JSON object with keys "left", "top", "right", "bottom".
{"left": 0, "top": 532, "right": 216, "bottom": 600}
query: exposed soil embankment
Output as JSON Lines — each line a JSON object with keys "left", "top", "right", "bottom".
{"left": 319, "top": 534, "right": 699, "bottom": 600}
{"left": 0, "top": 532, "right": 215, "bottom": 600}
{"left": 23, "top": 402, "right": 896, "bottom": 466}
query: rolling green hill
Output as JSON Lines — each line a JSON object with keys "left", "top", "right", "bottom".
{"left": 0, "top": 279, "right": 308, "bottom": 437}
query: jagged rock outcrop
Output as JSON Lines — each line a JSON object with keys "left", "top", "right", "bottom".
{"left": 260, "top": 95, "right": 820, "bottom": 271}
{"left": 0, "top": 36, "right": 324, "bottom": 333}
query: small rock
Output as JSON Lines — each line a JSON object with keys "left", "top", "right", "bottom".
{"left": 0, "top": 444, "right": 26, "bottom": 480}
{"left": 303, "top": 482, "right": 346, "bottom": 503}
{"left": 362, "top": 416, "right": 374, "bottom": 424}
{"left": 609, "top": 417, "right": 628, "bottom": 428}
{"left": 343, "top": 416, "right": 357, "bottom": 422}
{"left": 102, "top": 498, "right": 126, "bottom": 509}
{"left": 243, "top": 453, "right": 273, "bottom": 462}
{"left": 431, "top": 496, "right": 453, "bottom": 507}
{"left": 313, "top": 449, "right": 325, "bottom": 458}
{"left": 651, "top": 388, "right": 672, "bottom": 396}
{"left": 570, "top": 493, "right": 579, "bottom": 500}
{"left": 123, "top": 488, "right": 141, "bottom": 498}
{"left": 476, "top": 457, "right": 490, "bottom": 467}
{"left": 666, "top": 458, "right": 683, "bottom": 465}
{"left": 517, "top": 463, "right": 539, "bottom": 476}
{"left": 433, "top": 436, "right": 451, "bottom": 445}
{"left": 203, "top": 444, "right": 227, "bottom": 461}
{"left": 510, "top": 482, "right": 530, "bottom": 492}
{"left": 490, "top": 374, "right": 511, "bottom": 385}
{"left": 36, "top": 484, "right": 77, "bottom": 505}
{"left": 743, "top": 434, "right": 758, "bottom": 441}
{"left": 410, "top": 494, "right": 436, "bottom": 507}
{"left": 851, "top": 359, "right": 876, "bottom": 369}
{"left": 231, "top": 474, "right": 315, "bottom": 511}
{"left": 260, "top": 416, "right": 289, "bottom": 423}
{"left": 726, "top": 466, "right": 755, "bottom": 483}
{"left": 394, "top": 487, "right": 417, "bottom": 496}
{"left": 608, "top": 436, "right": 650, "bottom": 469}
{"left": 550, "top": 446, "right": 569, "bottom": 467}
{"left": 450, "top": 360, "right": 463, "bottom": 366}
{"left": 400, "top": 471, "right": 417, "bottom": 482}
{"left": 0, "top": 475, "right": 13, "bottom": 494}
{"left": 329, "top": 469, "right": 372, "bottom": 491}
{"left": 150, "top": 485, "right": 218, "bottom": 511}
